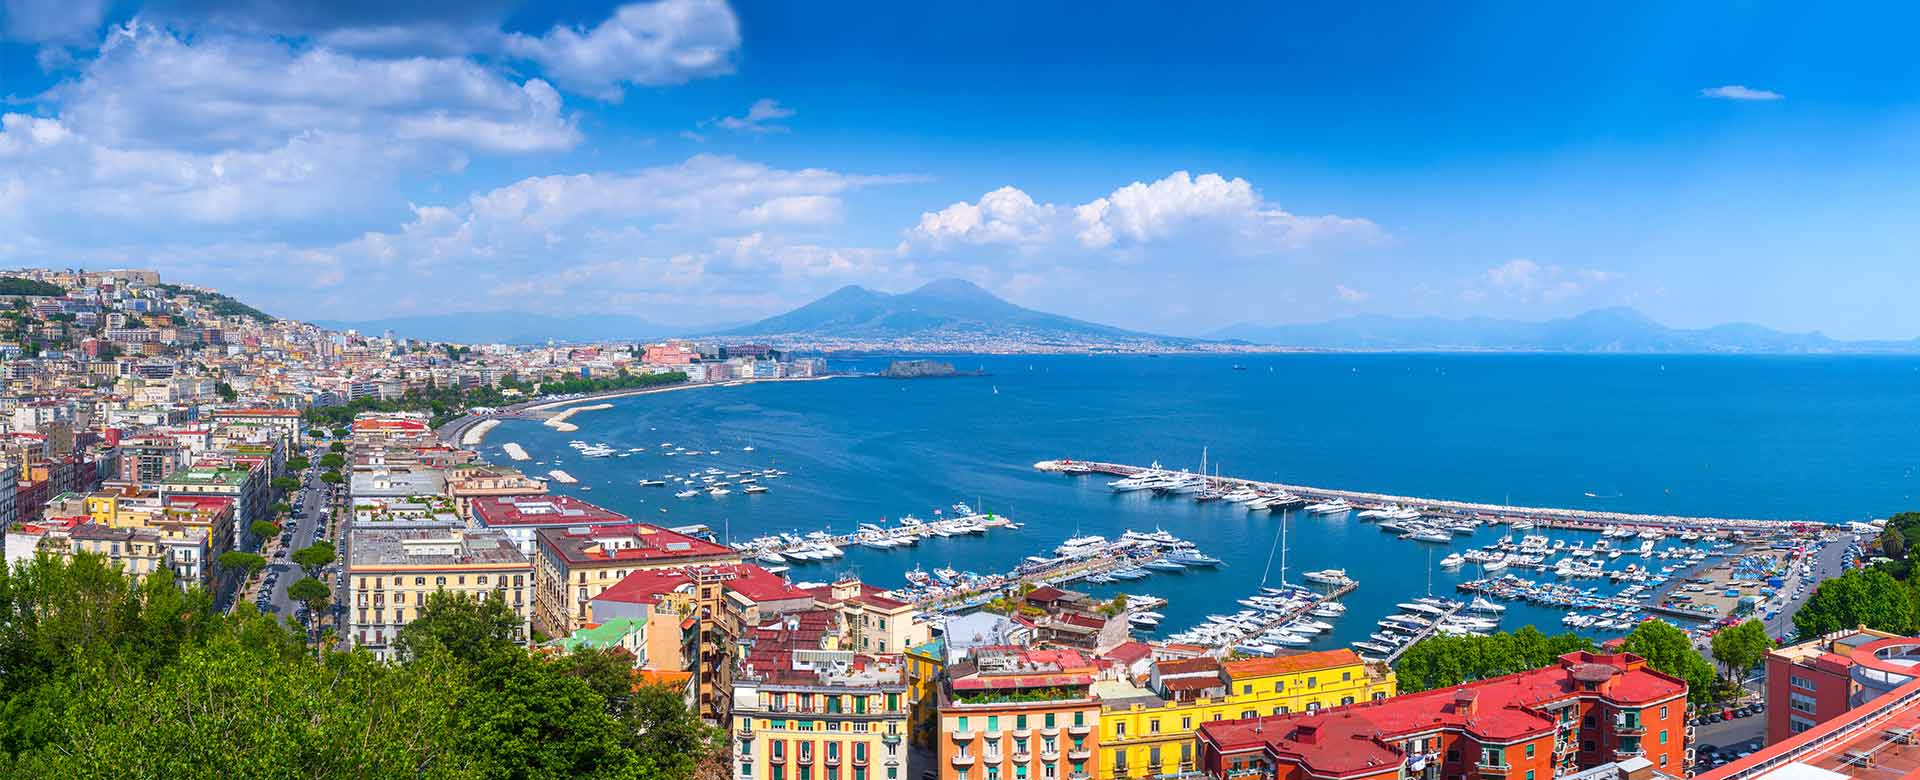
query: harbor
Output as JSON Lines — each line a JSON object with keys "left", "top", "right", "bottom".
{"left": 728, "top": 502, "right": 1022, "bottom": 571}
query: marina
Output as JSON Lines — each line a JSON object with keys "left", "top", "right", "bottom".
{"left": 728, "top": 503, "right": 1022, "bottom": 566}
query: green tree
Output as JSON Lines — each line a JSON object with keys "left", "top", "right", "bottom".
{"left": 250, "top": 520, "right": 281, "bottom": 541}
{"left": 328, "top": 442, "right": 346, "bottom": 453}
{"left": 291, "top": 542, "right": 335, "bottom": 578}
{"left": 396, "top": 591, "right": 523, "bottom": 666}
{"left": 1394, "top": 628, "right": 1594, "bottom": 692}
{"left": 1710, "top": 619, "right": 1772, "bottom": 685}
{"left": 217, "top": 551, "right": 267, "bottom": 578}
{"left": 331, "top": 427, "right": 349, "bottom": 439}
{"left": 1621, "top": 620, "right": 1717, "bottom": 703}
{"left": 214, "top": 381, "right": 236, "bottom": 401}
{"left": 320, "top": 470, "right": 343, "bottom": 485}
{"left": 271, "top": 476, "right": 299, "bottom": 493}
{"left": 1795, "top": 568, "right": 1915, "bottom": 637}
{"left": 319, "top": 452, "right": 346, "bottom": 469}
{"left": 286, "top": 455, "right": 310, "bottom": 471}
{"left": 1886, "top": 526, "right": 1909, "bottom": 559}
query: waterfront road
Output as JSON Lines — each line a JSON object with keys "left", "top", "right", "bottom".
{"left": 1766, "top": 532, "right": 1851, "bottom": 640}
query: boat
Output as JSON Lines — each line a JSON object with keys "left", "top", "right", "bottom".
{"left": 1305, "top": 499, "right": 1353, "bottom": 515}
{"left": 744, "top": 484, "right": 769, "bottom": 494}
{"left": 1128, "top": 614, "right": 1161, "bottom": 629}
{"left": 1164, "top": 550, "right": 1223, "bottom": 567}
{"left": 757, "top": 552, "right": 787, "bottom": 565}
{"left": 1143, "top": 559, "right": 1188, "bottom": 573}
{"left": 675, "top": 489, "right": 700, "bottom": 498}
{"left": 708, "top": 487, "right": 732, "bottom": 496}
{"left": 1109, "top": 567, "right": 1150, "bottom": 580}
{"left": 1301, "top": 569, "right": 1348, "bottom": 584}
{"left": 638, "top": 479, "right": 666, "bottom": 487}
{"left": 1055, "top": 535, "right": 1108, "bottom": 557}
{"left": 1268, "top": 632, "right": 1311, "bottom": 646}
{"left": 1439, "top": 553, "right": 1466, "bottom": 568}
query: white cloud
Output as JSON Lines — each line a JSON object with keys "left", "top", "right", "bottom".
{"left": 503, "top": 0, "right": 739, "bottom": 101}
{"left": 2, "top": 0, "right": 109, "bottom": 44}
{"left": 1334, "top": 284, "right": 1369, "bottom": 304}
{"left": 708, "top": 98, "right": 796, "bottom": 135}
{"left": 902, "top": 171, "right": 1381, "bottom": 260}
{"left": 1479, "top": 259, "right": 1616, "bottom": 302}
{"left": 1700, "top": 85, "right": 1783, "bottom": 101}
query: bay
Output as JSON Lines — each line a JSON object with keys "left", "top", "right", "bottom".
{"left": 482, "top": 353, "right": 1919, "bottom": 648}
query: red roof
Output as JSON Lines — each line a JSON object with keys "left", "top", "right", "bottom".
{"left": 1201, "top": 652, "right": 1688, "bottom": 772}
{"left": 593, "top": 563, "right": 807, "bottom": 607}
{"left": 472, "top": 495, "right": 629, "bottom": 527}
{"left": 1105, "top": 640, "right": 1152, "bottom": 665}
{"left": 1224, "top": 649, "right": 1365, "bottom": 679}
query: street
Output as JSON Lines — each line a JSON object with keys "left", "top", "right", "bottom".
{"left": 257, "top": 445, "right": 342, "bottom": 632}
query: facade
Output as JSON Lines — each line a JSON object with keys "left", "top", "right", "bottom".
{"left": 442, "top": 463, "right": 548, "bottom": 519}
{"left": 938, "top": 646, "right": 1104, "bottom": 780}
{"left": 470, "top": 494, "right": 631, "bottom": 556}
{"left": 806, "top": 575, "right": 932, "bottom": 655}
{"left": 1099, "top": 650, "right": 1398, "bottom": 780}
{"left": 732, "top": 610, "right": 911, "bottom": 780}
{"left": 1761, "top": 627, "right": 1897, "bottom": 742}
{"left": 1195, "top": 652, "right": 1690, "bottom": 780}
{"left": 531, "top": 522, "right": 741, "bottom": 638}
{"left": 346, "top": 527, "right": 532, "bottom": 660}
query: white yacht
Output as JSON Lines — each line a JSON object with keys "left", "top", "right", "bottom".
{"left": 1305, "top": 499, "right": 1353, "bottom": 515}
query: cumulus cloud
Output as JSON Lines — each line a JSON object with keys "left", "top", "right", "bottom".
{"left": 1478, "top": 259, "right": 1616, "bottom": 302}
{"left": 1700, "top": 85, "right": 1783, "bottom": 101}
{"left": 1, "top": 0, "right": 110, "bottom": 44}
{"left": 707, "top": 98, "right": 795, "bottom": 135}
{"left": 503, "top": 0, "right": 739, "bottom": 101}
{"left": 901, "top": 171, "right": 1381, "bottom": 260}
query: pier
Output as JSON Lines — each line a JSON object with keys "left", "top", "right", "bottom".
{"left": 739, "top": 513, "right": 1019, "bottom": 566}
{"left": 1381, "top": 599, "right": 1466, "bottom": 663}
{"left": 1036, "top": 459, "right": 1802, "bottom": 532}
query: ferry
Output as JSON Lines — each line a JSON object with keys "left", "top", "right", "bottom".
{"left": 1054, "top": 535, "right": 1108, "bottom": 557}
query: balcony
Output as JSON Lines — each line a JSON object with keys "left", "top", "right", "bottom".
{"left": 1614, "top": 718, "right": 1646, "bottom": 735}
{"left": 826, "top": 753, "right": 841, "bottom": 766}
{"left": 854, "top": 753, "right": 869, "bottom": 767}
{"left": 769, "top": 753, "right": 786, "bottom": 765}
{"left": 951, "top": 754, "right": 976, "bottom": 767}
{"left": 798, "top": 753, "right": 815, "bottom": 765}
{"left": 1614, "top": 749, "right": 1645, "bottom": 761}
{"left": 1685, "top": 726, "right": 1697, "bottom": 741}
{"left": 737, "top": 722, "right": 755, "bottom": 738}
{"left": 1069, "top": 723, "right": 1093, "bottom": 736}
{"left": 1040, "top": 726, "right": 1060, "bottom": 737}
{"left": 1014, "top": 728, "right": 1032, "bottom": 739}
{"left": 882, "top": 734, "right": 902, "bottom": 744}
{"left": 1070, "top": 773, "right": 1091, "bottom": 780}
{"left": 1013, "top": 750, "right": 1033, "bottom": 762}
{"left": 1069, "top": 747, "right": 1093, "bottom": 760}
{"left": 1041, "top": 748, "right": 1061, "bottom": 761}
{"left": 1476, "top": 763, "right": 1512, "bottom": 776}
{"left": 953, "top": 728, "right": 975, "bottom": 742}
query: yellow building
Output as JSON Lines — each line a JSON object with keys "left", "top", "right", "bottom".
{"left": 1096, "top": 649, "right": 1396, "bottom": 779}
{"left": 903, "top": 638, "right": 945, "bottom": 748}
{"left": 732, "top": 610, "right": 909, "bottom": 780}
{"left": 346, "top": 527, "right": 532, "bottom": 660}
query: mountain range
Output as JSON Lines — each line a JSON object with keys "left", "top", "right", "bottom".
{"left": 713, "top": 279, "right": 1180, "bottom": 344}
{"left": 1210, "top": 307, "right": 1920, "bottom": 353}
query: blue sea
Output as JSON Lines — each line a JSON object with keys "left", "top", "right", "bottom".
{"left": 480, "top": 353, "right": 1920, "bottom": 647}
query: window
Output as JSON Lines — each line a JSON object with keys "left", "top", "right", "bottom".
{"left": 1181, "top": 717, "right": 1191, "bottom": 729}
{"left": 1017, "top": 715, "right": 1028, "bottom": 730}
{"left": 1114, "top": 752, "right": 1128, "bottom": 773}
{"left": 1790, "top": 674, "right": 1816, "bottom": 691}
{"left": 958, "top": 717, "right": 969, "bottom": 732}
{"left": 1273, "top": 706, "right": 1287, "bottom": 715}
{"left": 1659, "top": 731, "right": 1668, "bottom": 745}
{"left": 1305, "top": 702, "right": 1319, "bottom": 713}
{"left": 1114, "top": 723, "right": 1126, "bottom": 738}
{"left": 1045, "top": 713, "right": 1056, "bottom": 728}
{"left": 1149, "top": 719, "right": 1159, "bottom": 734}
{"left": 1273, "top": 680, "right": 1285, "bottom": 692}
{"left": 1790, "top": 692, "right": 1818, "bottom": 714}
{"left": 1149, "top": 747, "right": 1161, "bottom": 766}
{"left": 1341, "top": 696, "right": 1354, "bottom": 706}
{"left": 743, "top": 762, "right": 753, "bottom": 777}
{"left": 1582, "top": 741, "right": 1595, "bottom": 752}
{"left": 1307, "top": 677, "right": 1316, "bottom": 689}
{"left": 1481, "top": 748, "right": 1504, "bottom": 767}
{"left": 1242, "top": 684, "right": 1252, "bottom": 695}
{"left": 1525, "top": 745, "right": 1535, "bottom": 758}
{"left": 1526, "top": 772, "right": 1535, "bottom": 780}
{"left": 1789, "top": 715, "right": 1816, "bottom": 735}
{"left": 988, "top": 716, "right": 998, "bottom": 732}
{"left": 1241, "top": 710, "right": 1256, "bottom": 719}
{"left": 1343, "top": 671, "right": 1352, "bottom": 681}
{"left": 1658, "top": 705, "right": 1668, "bottom": 720}
{"left": 1583, "top": 715, "right": 1595, "bottom": 727}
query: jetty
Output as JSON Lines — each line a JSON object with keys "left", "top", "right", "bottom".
{"left": 501, "top": 442, "right": 530, "bottom": 461}
{"left": 1036, "top": 459, "right": 1803, "bottom": 532}
{"left": 547, "top": 469, "right": 578, "bottom": 484}
{"left": 1382, "top": 599, "right": 1466, "bottom": 663}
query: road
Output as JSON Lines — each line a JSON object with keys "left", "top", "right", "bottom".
{"left": 260, "top": 447, "right": 341, "bottom": 626}
{"left": 1764, "top": 531, "right": 1852, "bottom": 640}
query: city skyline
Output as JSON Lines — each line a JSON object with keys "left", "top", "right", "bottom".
{"left": 5, "top": 1, "right": 1920, "bottom": 338}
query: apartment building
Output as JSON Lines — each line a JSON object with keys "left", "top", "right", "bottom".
{"left": 1098, "top": 650, "right": 1397, "bottom": 779}
{"left": 1762, "top": 627, "right": 1902, "bottom": 742}
{"left": 531, "top": 522, "right": 740, "bottom": 638}
{"left": 347, "top": 527, "right": 532, "bottom": 660}
{"left": 732, "top": 610, "right": 911, "bottom": 780}
{"left": 938, "top": 647, "right": 1104, "bottom": 780}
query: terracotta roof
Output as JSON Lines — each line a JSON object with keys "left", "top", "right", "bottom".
{"left": 472, "top": 495, "right": 628, "bottom": 527}
{"left": 1158, "top": 657, "right": 1223, "bottom": 676}
{"left": 537, "top": 523, "right": 736, "bottom": 565}
{"left": 1225, "top": 648, "right": 1366, "bottom": 679}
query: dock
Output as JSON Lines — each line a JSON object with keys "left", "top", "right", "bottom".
{"left": 1036, "top": 459, "right": 1803, "bottom": 532}
{"left": 1381, "top": 600, "right": 1466, "bottom": 663}
{"left": 741, "top": 513, "right": 1018, "bottom": 566}
{"left": 501, "top": 442, "right": 530, "bottom": 461}
{"left": 548, "top": 469, "right": 578, "bottom": 484}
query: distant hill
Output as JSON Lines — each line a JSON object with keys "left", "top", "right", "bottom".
{"left": 314, "top": 312, "right": 683, "bottom": 345}
{"left": 718, "top": 279, "right": 1178, "bottom": 344}
{"left": 1209, "top": 307, "right": 1920, "bottom": 353}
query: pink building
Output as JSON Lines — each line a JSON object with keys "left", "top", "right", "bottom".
{"left": 642, "top": 342, "right": 697, "bottom": 366}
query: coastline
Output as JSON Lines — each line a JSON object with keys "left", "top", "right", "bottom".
{"left": 452, "top": 374, "right": 841, "bottom": 445}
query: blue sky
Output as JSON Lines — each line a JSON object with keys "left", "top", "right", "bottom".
{"left": 2, "top": 1, "right": 1918, "bottom": 338}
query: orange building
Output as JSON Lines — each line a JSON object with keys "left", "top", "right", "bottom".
{"left": 938, "top": 646, "right": 1103, "bottom": 780}
{"left": 1196, "top": 652, "right": 1690, "bottom": 780}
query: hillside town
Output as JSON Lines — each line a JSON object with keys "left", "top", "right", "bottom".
{"left": 11, "top": 266, "right": 1920, "bottom": 780}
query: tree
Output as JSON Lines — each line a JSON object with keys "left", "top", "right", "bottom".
{"left": 1710, "top": 619, "right": 1772, "bottom": 685}
{"left": 320, "top": 470, "right": 343, "bottom": 485}
{"left": 287, "top": 577, "right": 332, "bottom": 647}
{"left": 271, "top": 476, "right": 299, "bottom": 493}
{"left": 1795, "top": 568, "right": 1915, "bottom": 637}
{"left": 286, "top": 455, "right": 310, "bottom": 471}
{"left": 291, "top": 542, "right": 335, "bottom": 578}
{"left": 250, "top": 520, "right": 281, "bottom": 541}
{"left": 329, "top": 442, "right": 346, "bottom": 453}
{"left": 331, "top": 427, "right": 349, "bottom": 439}
{"left": 320, "top": 452, "right": 346, "bottom": 470}
{"left": 216, "top": 551, "right": 267, "bottom": 578}
{"left": 1886, "top": 526, "right": 1909, "bottom": 559}
{"left": 214, "top": 381, "right": 236, "bottom": 402}
{"left": 1394, "top": 629, "right": 1594, "bottom": 692}
{"left": 1621, "top": 620, "right": 1717, "bottom": 703}
{"left": 269, "top": 501, "right": 292, "bottom": 517}
{"left": 396, "top": 591, "right": 523, "bottom": 666}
